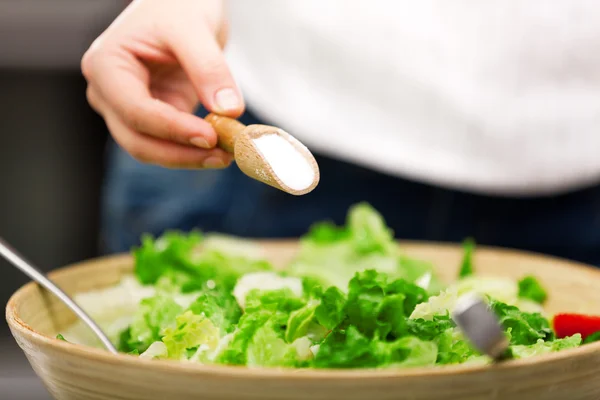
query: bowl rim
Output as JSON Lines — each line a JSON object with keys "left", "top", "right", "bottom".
{"left": 7, "top": 240, "right": 600, "bottom": 380}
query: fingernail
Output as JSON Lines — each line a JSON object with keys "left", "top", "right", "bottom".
{"left": 203, "top": 157, "right": 227, "bottom": 169}
{"left": 214, "top": 88, "right": 241, "bottom": 112}
{"left": 190, "top": 137, "right": 210, "bottom": 149}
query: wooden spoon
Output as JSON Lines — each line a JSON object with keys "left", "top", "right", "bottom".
{"left": 205, "top": 113, "right": 320, "bottom": 196}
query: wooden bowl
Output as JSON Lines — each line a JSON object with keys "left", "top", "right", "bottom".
{"left": 6, "top": 241, "right": 600, "bottom": 400}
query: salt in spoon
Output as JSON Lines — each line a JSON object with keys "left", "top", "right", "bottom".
{"left": 0, "top": 237, "right": 118, "bottom": 354}
{"left": 452, "top": 293, "right": 512, "bottom": 362}
{"left": 205, "top": 113, "right": 320, "bottom": 195}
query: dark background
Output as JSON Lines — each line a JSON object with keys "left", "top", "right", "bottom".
{"left": 0, "top": 1, "right": 123, "bottom": 397}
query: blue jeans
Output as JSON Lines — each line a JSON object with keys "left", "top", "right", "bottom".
{"left": 101, "top": 108, "right": 600, "bottom": 266}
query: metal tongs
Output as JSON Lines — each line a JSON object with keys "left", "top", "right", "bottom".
{"left": 0, "top": 237, "right": 118, "bottom": 354}
{"left": 452, "top": 293, "right": 511, "bottom": 362}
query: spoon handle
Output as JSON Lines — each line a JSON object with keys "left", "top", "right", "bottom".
{"left": 205, "top": 113, "right": 246, "bottom": 153}
{"left": 0, "top": 238, "right": 118, "bottom": 354}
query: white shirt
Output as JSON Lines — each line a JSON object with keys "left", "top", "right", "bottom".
{"left": 226, "top": 0, "right": 600, "bottom": 196}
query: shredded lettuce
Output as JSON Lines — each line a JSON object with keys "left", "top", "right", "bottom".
{"left": 510, "top": 334, "right": 581, "bottom": 358}
{"left": 285, "top": 302, "right": 319, "bottom": 343}
{"left": 458, "top": 238, "right": 475, "bottom": 279}
{"left": 288, "top": 203, "right": 444, "bottom": 294}
{"left": 161, "top": 311, "right": 221, "bottom": 360}
{"left": 126, "top": 295, "right": 183, "bottom": 353}
{"left": 435, "top": 327, "right": 480, "bottom": 365}
{"left": 139, "top": 341, "right": 167, "bottom": 360}
{"left": 488, "top": 300, "right": 554, "bottom": 346}
{"left": 518, "top": 276, "right": 548, "bottom": 304}
{"left": 58, "top": 202, "right": 580, "bottom": 369}
{"left": 313, "top": 327, "right": 438, "bottom": 369}
{"left": 583, "top": 331, "right": 600, "bottom": 344}
{"left": 314, "top": 287, "right": 346, "bottom": 330}
{"left": 188, "top": 289, "right": 242, "bottom": 334}
{"left": 134, "top": 230, "right": 272, "bottom": 292}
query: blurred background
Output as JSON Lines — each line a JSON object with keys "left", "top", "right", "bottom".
{"left": 0, "top": 1, "right": 123, "bottom": 397}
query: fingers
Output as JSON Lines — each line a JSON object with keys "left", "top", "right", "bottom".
{"left": 83, "top": 51, "right": 217, "bottom": 149}
{"left": 80, "top": 0, "right": 243, "bottom": 169}
{"left": 216, "top": 19, "right": 229, "bottom": 49}
{"left": 149, "top": 67, "right": 198, "bottom": 113}
{"left": 103, "top": 108, "right": 233, "bottom": 169}
{"left": 165, "top": 22, "right": 245, "bottom": 118}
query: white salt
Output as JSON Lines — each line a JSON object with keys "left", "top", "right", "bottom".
{"left": 252, "top": 133, "right": 315, "bottom": 191}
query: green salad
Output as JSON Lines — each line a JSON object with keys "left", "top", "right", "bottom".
{"left": 60, "top": 203, "right": 583, "bottom": 368}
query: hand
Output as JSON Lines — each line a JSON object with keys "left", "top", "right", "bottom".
{"left": 81, "top": 0, "right": 243, "bottom": 169}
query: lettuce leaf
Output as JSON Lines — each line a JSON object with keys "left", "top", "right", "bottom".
{"left": 161, "top": 311, "right": 220, "bottom": 360}
{"left": 410, "top": 274, "right": 543, "bottom": 322}
{"left": 188, "top": 289, "right": 242, "bottom": 334}
{"left": 399, "top": 256, "right": 445, "bottom": 294}
{"left": 134, "top": 231, "right": 203, "bottom": 285}
{"left": 313, "top": 326, "right": 437, "bottom": 368}
{"left": 128, "top": 295, "right": 183, "bottom": 353}
{"left": 518, "top": 276, "right": 548, "bottom": 304}
{"left": 314, "top": 287, "right": 347, "bottom": 330}
{"left": 305, "top": 221, "right": 350, "bottom": 244}
{"left": 489, "top": 299, "right": 554, "bottom": 345}
{"left": 139, "top": 341, "right": 168, "bottom": 359}
{"left": 583, "top": 331, "right": 600, "bottom": 344}
{"left": 343, "top": 270, "right": 429, "bottom": 340}
{"left": 346, "top": 202, "right": 396, "bottom": 255}
{"left": 285, "top": 302, "right": 319, "bottom": 343}
{"left": 458, "top": 238, "right": 475, "bottom": 279}
{"left": 247, "top": 325, "right": 310, "bottom": 367}
{"left": 435, "top": 328, "right": 480, "bottom": 365}
{"left": 288, "top": 203, "right": 443, "bottom": 293}
{"left": 134, "top": 231, "right": 272, "bottom": 291}
{"left": 406, "top": 315, "right": 454, "bottom": 341}
{"left": 510, "top": 334, "right": 581, "bottom": 358}
{"left": 380, "top": 336, "right": 438, "bottom": 367}
{"left": 217, "top": 311, "right": 280, "bottom": 365}
{"left": 312, "top": 326, "right": 380, "bottom": 368}
{"left": 244, "top": 288, "right": 305, "bottom": 314}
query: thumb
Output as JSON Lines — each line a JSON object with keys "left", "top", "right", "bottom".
{"left": 166, "top": 22, "right": 244, "bottom": 117}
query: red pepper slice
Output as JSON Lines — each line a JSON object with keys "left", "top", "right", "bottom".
{"left": 553, "top": 313, "right": 600, "bottom": 340}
